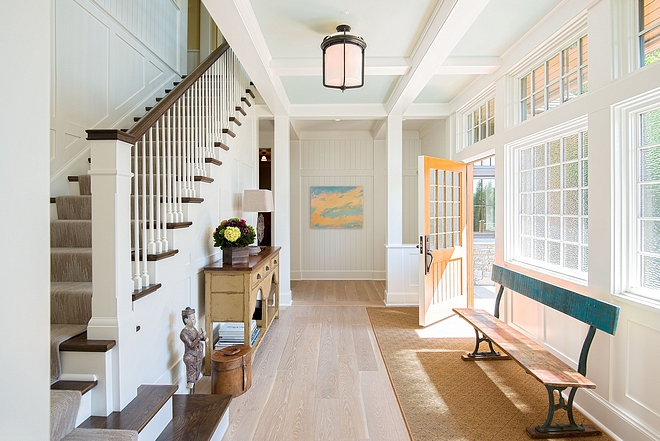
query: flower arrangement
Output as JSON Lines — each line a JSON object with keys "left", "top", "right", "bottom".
{"left": 213, "top": 218, "right": 256, "bottom": 249}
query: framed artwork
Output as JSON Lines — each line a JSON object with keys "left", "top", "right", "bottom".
{"left": 310, "top": 186, "right": 364, "bottom": 228}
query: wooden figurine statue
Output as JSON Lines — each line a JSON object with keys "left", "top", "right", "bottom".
{"left": 180, "top": 307, "right": 208, "bottom": 392}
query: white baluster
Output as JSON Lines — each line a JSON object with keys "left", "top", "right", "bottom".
{"left": 154, "top": 119, "right": 163, "bottom": 253}
{"left": 140, "top": 133, "right": 149, "bottom": 286}
{"left": 132, "top": 139, "right": 142, "bottom": 290}
{"left": 147, "top": 127, "right": 156, "bottom": 255}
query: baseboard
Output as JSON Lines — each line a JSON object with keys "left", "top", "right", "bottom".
{"left": 575, "top": 389, "right": 660, "bottom": 441}
{"left": 384, "top": 291, "right": 418, "bottom": 306}
{"left": 280, "top": 289, "right": 292, "bottom": 306}
{"left": 297, "top": 270, "right": 385, "bottom": 280}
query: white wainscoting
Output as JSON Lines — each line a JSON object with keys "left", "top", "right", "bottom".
{"left": 290, "top": 134, "right": 386, "bottom": 280}
{"left": 402, "top": 137, "right": 421, "bottom": 245}
{"left": 385, "top": 245, "right": 420, "bottom": 305}
{"left": 50, "top": 0, "right": 185, "bottom": 197}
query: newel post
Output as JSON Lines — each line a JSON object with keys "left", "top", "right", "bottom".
{"left": 87, "top": 133, "right": 138, "bottom": 412}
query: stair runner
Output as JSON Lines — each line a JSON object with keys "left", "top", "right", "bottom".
{"left": 50, "top": 174, "right": 93, "bottom": 384}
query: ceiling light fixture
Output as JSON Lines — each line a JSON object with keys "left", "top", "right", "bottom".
{"left": 321, "top": 25, "right": 367, "bottom": 92}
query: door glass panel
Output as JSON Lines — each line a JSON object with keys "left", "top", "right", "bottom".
{"left": 429, "top": 167, "right": 462, "bottom": 250}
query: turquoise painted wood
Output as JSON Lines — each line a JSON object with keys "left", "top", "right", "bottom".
{"left": 492, "top": 265, "right": 619, "bottom": 335}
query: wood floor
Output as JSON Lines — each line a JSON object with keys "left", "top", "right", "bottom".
{"left": 217, "top": 280, "right": 411, "bottom": 441}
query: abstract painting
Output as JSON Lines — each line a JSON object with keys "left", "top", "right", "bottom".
{"left": 310, "top": 186, "right": 364, "bottom": 228}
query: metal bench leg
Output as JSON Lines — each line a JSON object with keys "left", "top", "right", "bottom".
{"left": 527, "top": 386, "right": 601, "bottom": 438}
{"left": 462, "top": 328, "right": 510, "bottom": 361}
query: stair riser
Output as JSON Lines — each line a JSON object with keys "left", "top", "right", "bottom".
{"left": 57, "top": 196, "right": 92, "bottom": 220}
{"left": 51, "top": 251, "right": 92, "bottom": 282}
{"left": 51, "top": 290, "right": 92, "bottom": 325}
{"left": 51, "top": 221, "right": 92, "bottom": 248}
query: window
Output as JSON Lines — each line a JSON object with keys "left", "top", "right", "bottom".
{"left": 520, "top": 36, "right": 589, "bottom": 122}
{"left": 466, "top": 98, "right": 495, "bottom": 146}
{"left": 514, "top": 130, "right": 588, "bottom": 278}
{"left": 473, "top": 157, "right": 495, "bottom": 235}
{"left": 640, "top": 0, "right": 660, "bottom": 66}
{"left": 636, "top": 108, "right": 660, "bottom": 292}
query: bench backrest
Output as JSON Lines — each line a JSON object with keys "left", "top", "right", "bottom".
{"left": 492, "top": 264, "right": 619, "bottom": 335}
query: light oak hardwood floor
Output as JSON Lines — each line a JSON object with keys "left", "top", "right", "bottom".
{"left": 216, "top": 280, "right": 411, "bottom": 441}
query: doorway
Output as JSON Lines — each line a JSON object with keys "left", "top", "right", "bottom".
{"left": 471, "top": 156, "right": 496, "bottom": 311}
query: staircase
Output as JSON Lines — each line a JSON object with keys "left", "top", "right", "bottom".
{"left": 49, "top": 42, "right": 255, "bottom": 439}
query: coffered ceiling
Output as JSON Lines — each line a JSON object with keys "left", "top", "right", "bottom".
{"left": 204, "top": 0, "right": 564, "bottom": 135}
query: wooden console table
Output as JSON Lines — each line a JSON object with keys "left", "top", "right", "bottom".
{"left": 203, "top": 246, "right": 280, "bottom": 375}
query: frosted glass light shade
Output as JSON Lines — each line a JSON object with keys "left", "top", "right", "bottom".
{"left": 242, "top": 189, "right": 273, "bottom": 212}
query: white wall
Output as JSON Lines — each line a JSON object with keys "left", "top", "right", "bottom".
{"left": 0, "top": 1, "right": 51, "bottom": 438}
{"left": 290, "top": 132, "right": 386, "bottom": 280}
{"left": 50, "top": 0, "right": 188, "bottom": 197}
{"left": 444, "top": 1, "right": 660, "bottom": 439}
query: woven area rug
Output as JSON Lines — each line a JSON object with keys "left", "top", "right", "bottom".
{"left": 366, "top": 307, "right": 613, "bottom": 441}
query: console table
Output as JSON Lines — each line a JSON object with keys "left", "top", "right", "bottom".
{"left": 203, "top": 246, "right": 280, "bottom": 375}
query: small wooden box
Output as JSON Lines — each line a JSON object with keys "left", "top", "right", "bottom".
{"left": 211, "top": 345, "right": 252, "bottom": 397}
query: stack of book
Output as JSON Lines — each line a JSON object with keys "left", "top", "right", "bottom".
{"left": 214, "top": 320, "right": 259, "bottom": 350}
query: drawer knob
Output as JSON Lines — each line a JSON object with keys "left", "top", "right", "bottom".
{"left": 274, "top": 259, "right": 278, "bottom": 264}
{"left": 257, "top": 274, "right": 261, "bottom": 280}
{"left": 266, "top": 265, "right": 270, "bottom": 271}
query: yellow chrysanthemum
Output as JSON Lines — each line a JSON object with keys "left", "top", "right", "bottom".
{"left": 224, "top": 226, "right": 241, "bottom": 242}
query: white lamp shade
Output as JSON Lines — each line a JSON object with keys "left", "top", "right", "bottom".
{"left": 242, "top": 189, "right": 273, "bottom": 212}
{"left": 324, "top": 43, "right": 363, "bottom": 88}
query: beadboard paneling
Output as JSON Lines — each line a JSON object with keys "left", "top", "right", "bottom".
{"left": 402, "top": 139, "right": 421, "bottom": 245}
{"left": 293, "top": 138, "right": 385, "bottom": 280}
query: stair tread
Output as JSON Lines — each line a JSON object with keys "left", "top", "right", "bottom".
{"left": 155, "top": 394, "right": 232, "bottom": 441}
{"left": 51, "top": 380, "right": 98, "bottom": 396}
{"left": 79, "top": 385, "right": 178, "bottom": 433}
{"left": 59, "top": 332, "right": 116, "bottom": 353}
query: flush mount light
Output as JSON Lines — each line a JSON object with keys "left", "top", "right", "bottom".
{"left": 321, "top": 25, "right": 367, "bottom": 91}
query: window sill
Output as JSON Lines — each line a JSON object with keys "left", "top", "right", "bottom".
{"left": 612, "top": 292, "right": 660, "bottom": 313}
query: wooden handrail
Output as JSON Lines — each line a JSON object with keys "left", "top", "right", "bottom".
{"left": 86, "top": 42, "right": 231, "bottom": 143}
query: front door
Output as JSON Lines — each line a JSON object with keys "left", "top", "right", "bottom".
{"left": 418, "top": 156, "right": 471, "bottom": 326}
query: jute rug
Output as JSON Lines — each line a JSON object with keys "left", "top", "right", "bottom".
{"left": 366, "top": 307, "right": 613, "bottom": 441}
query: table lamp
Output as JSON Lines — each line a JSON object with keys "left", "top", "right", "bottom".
{"left": 242, "top": 189, "right": 274, "bottom": 249}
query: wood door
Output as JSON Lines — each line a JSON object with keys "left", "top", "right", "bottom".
{"left": 418, "top": 156, "right": 471, "bottom": 326}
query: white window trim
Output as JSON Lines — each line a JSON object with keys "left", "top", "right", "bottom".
{"left": 504, "top": 115, "right": 589, "bottom": 284}
{"left": 612, "top": 86, "right": 660, "bottom": 310}
{"left": 456, "top": 85, "right": 495, "bottom": 152}
{"left": 507, "top": 13, "right": 587, "bottom": 125}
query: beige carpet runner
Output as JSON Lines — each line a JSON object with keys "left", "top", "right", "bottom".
{"left": 366, "top": 307, "right": 613, "bottom": 441}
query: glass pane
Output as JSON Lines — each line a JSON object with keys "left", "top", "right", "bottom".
{"left": 438, "top": 217, "right": 445, "bottom": 234}
{"left": 548, "top": 165, "right": 561, "bottom": 189}
{"left": 466, "top": 113, "right": 473, "bottom": 129}
{"left": 484, "top": 179, "right": 495, "bottom": 204}
{"left": 437, "top": 170, "right": 444, "bottom": 185}
{"left": 563, "top": 72, "right": 579, "bottom": 101}
{"left": 438, "top": 201, "right": 444, "bottom": 217}
{"left": 640, "top": 146, "right": 660, "bottom": 182}
{"left": 485, "top": 207, "right": 495, "bottom": 231}
{"left": 522, "top": 193, "right": 533, "bottom": 215}
{"left": 454, "top": 186, "right": 460, "bottom": 202}
{"left": 580, "top": 35, "right": 589, "bottom": 64}
{"left": 430, "top": 201, "right": 436, "bottom": 217}
{"left": 564, "top": 243, "right": 579, "bottom": 269}
{"left": 430, "top": 217, "right": 437, "bottom": 234}
{"left": 521, "top": 98, "right": 531, "bottom": 121}
{"left": 643, "top": 24, "right": 660, "bottom": 66}
{"left": 430, "top": 185, "right": 436, "bottom": 201}
{"left": 430, "top": 169, "right": 436, "bottom": 185}
{"left": 533, "top": 91, "right": 545, "bottom": 115}
{"left": 547, "top": 81, "right": 560, "bottom": 109}
{"left": 489, "top": 118, "right": 495, "bottom": 136}
{"left": 480, "top": 104, "right": 487, "bottom": 121}
{"left": 582, "top": 131, "right": 589, "bottom": 158}
{"left": 534, "top": 144, "right": 546, "bottom": 167}
{"left": 534, "top": 216, "right": 546, "bottom": 238}
{"left": 488, "top": 98, "right": 495, "bottom": 117}
{"left": 521, "top": 74, "right": 531, "bottom": 97}
{"left": 454, "top": 216, "right": 460, "bottom": 233}
{"left": 581, "top": 246, "right": 589, "bottom": 273}
{"left": 641, "top": 220, "right": 660, "bottom": 253}
{"left": 581, "top": 160, "right": 589, "bottom": 187}
{"left": 522, "top": 237, "right": 532, "bottom": 257}
{"left": 548, "top": 216, "right": 561, "bottom": 240}
{"left": 473, "top": 127, "right": 479, "bottom": 144}
{"left": 447, "top": 202, "right": 453, "bottom": 216}
{"left": 641, "top": 108, "right": 660, "bottom": 147}
{"left": 564, "top": 217, "right": 579, "bottom": 243}
{"left": 534, "top": 192, "right": 546, "bottom": 214}
{"left": 521, "top": 148, "right": 533, "bottom": 170}
{"left": 548, "top": 241, "right": 561, "bottom": 265}
{"left": 581, "top": 189, "right": 589, "bottom": 216}
{"left": 533, "top": 65, "right": 545, "bottom": 91}
{"left": 547, "top": 55, "right": 560, "bottom": 83}
{"left": 564, "top": 189, "right": 579, "bottom": 215}
{"left": 548, "top": 191, "right": 561, "bottom": 214}
{"left": 548, "top": 140, "right": 561, "bottom": 164}
{"left": 474, "top": 109, "right": 480, "bottom": 125}
{"left": 534, "top": 169, "right": 546, "bottom": 191}
{"left": 480, "top": 122, "right": 487, "bottom": 140}
{"left": 580, "top": 66, "right": 589, "bottom": 94}
{"left": 641, "top": 183, "right": 660, "bottom": 217}
{"left": 522, "top": 215, "right": 532, "bottom": 235}
{"left": 564, "top": 162, "right": 579, "bottom": 188}
{"left": 535, "top": 239, "right": 546, "bottom": 261}
{"left": 562, "top": 42, "right": 579, "bottom": 74}
{"left": 455, "top": 232, "right": 460, "bottom": 247}
{"left": 521, "top": 171, "right": 533, "bottom": 192}
{"left": 564, "top": 134, "right": 579, "bottom": 161}
{"left": 582, "top": 218, "right": 589, "bottom": 244}
{"left": 447, "top": 231, "right": 453, "bottom": 248}
{"left": 642, "top": 256, "right": 660, "bottom": 289}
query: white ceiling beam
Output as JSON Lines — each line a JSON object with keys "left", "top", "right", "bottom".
{"left": 386, "top": 0, "right": 492, "bottom": 114}
{"left": 269, "top": 58, "right": 410, "bottom": 77}
{"left": 204, "top": 0, "right": 289, "bottom": 116}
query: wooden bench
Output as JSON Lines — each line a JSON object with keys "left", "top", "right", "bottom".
{"left": 453, "top": 264, "right": 620, "bottom": 439}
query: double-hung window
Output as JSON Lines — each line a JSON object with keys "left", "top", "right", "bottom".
{"left": 639, "top": 0, "right": 660, "bottom": 66}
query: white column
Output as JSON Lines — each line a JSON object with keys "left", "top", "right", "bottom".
{"left": 385, "top": 112, "right": 408, "bottom": 304}
{"left": 88, "top": 138, "right": 137, "bottom": 413}
{"left": 273, "top": 115, "right": 292, "bottom": 305}
{"left": 0, "top": 1, "right": 50, "bottom": 438}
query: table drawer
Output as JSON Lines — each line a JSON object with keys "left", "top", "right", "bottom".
{"left": 211, "top": 274, "right": 243, "bottom": 292}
